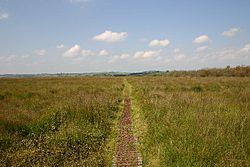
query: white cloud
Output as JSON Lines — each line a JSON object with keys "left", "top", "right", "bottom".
{"left": 173, "top": 48, "right": 181, "bottom": 54}
{"left": 222, "top": 28, "right": 240, "bottom": 37}
{"left": 120, "top": 53, "right": 130, "bottom": 59}
{"left": 165, "top": 58, "right": 171, "bottom": 63}
{"left": 193, "top": 35, "right": 209, "bottom": 44}
{"left": 35, "top": 50, "right": 47, "bottom": 56}
{"left": 93, "top": 30, "right": 128, "bottom": 43}
{"left": 174, "top": 54, "right": 186, "bottom": 61}
{"left": 57, "top": 44, "right": 65, "bottom": 49}
{"left": 21, "top": 55, "right": 30, "bottom": 59}
{"left": 173, "top": 49, "right": 186, "bottom": 61}
{"left": 108, "top": 53, "right": 130, "bottom": 63}
{"left": 71, "top": 57, "right": 86, "bottom": 64}
{"left": 196, "top": 46, "right": 208, "bottom": 52}
{"left": 0, "top": 55, "right": 16, "bottom": 62}
{"left": 81, "top": 49, "right": 94, "bottom": 57}
{"left": 63, "top": 44, "right": 81, "bottom": 58}
{"left": 202, "top": 49, "right": 239, "bottom": 60}
{"left": 62, "top": 44, "right": 94, "bottom": 58}
{"left": 240, "top": 43, "right": 250, "bottom": 52}
{"left": 155, "top": 56, "right": 162, "bottom": 61}
{"left": 149, "top": 39, "right": 170, "bottom": 47}
{"left": 134, "top": 50, "right": 161, "bottom": 59}
{"left": 108, "top": 56, "right": 119, "bottom": 63}
{"left": 0, "top": 11, "right": 8, "bottom": 20}
{"left": 99, "top": 49, "right": 109, "bottom": 56}
{"left": 196, "top": 44, "right": 250, "bottom": 61}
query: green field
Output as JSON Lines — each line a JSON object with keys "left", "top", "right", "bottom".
{"left": 0, "top": 76, "right": 249, "bottom": 166}
{"left": 129, "top": 77, "right": 250, "bottom": 166}
{"left": 0, "top": 77, "right": 123, "bottom": 166}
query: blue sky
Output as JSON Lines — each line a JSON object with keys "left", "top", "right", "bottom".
{"left": 0, "top": 0, "right": 250, "bottom": 73}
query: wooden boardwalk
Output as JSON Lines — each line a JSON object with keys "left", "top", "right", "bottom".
{"left": 113, "top": 97, "right": 142, "bottom": 167}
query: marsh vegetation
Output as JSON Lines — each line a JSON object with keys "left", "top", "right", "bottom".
{"left": 0, "top": 77, "right": 123, "bottom": 166}
{"left": 0, "top": 75, "right": 249, "bottom": 166}
{"left": 129, "top": 77, "right": 250, "bottom": 166}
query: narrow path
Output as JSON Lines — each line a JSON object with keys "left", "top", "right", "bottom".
{"left": 113, "top": 81, "right": 142, "bottom": 167}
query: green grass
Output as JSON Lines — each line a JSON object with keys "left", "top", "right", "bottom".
{"left": 0, "top": 77, "right": 123, "bottom": 166}
{"left": 129, "top": 77, "right": 250, "bottom": 167}
{"left": 1, "top": 76, "right": 249, "bottom": 166}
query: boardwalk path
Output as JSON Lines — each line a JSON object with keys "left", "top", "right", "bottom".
{"left": 113, "top": 81, "right": 142, "bottom": 167}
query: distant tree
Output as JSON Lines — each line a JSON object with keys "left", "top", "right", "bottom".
{"left": 166, "top": 66, "right": 250, "bottom": 77}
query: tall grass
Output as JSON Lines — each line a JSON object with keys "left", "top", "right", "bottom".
{"left": 129, "top": 77, "right": 250, "bottom": 166}
{"left": 0, "top": 77, "right": 123, "bottom": 166}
